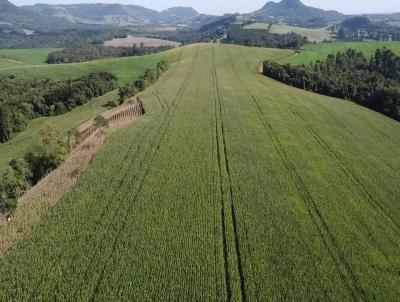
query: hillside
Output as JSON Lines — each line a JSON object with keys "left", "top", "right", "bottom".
{"left": 279, "top": 41, "right": 400, "bottom": 65}
{"left": 22, "top": 3, "right": 199, "bottom": 26}
{"left": 0, "top": 0, "right": 71, "bottom": 30}
{"left": 0, "top": 48, "right": 179, "bottom": 173}
{"left": 251, "top": 0, "right": 346, "bottom": 26}
{"left": 0, "top": 43, "right": 399, "bottom": 300}
{"left": 244, "top": 22, "right": 333, "bottom": 42}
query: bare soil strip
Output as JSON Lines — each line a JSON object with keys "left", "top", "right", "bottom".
{"left": 104, "top": 35, "right": 181, "bottom": 48}
{"left": 0, "top": 56, "right": 27, "bottom": 65}
{"left": 0, "top": 98, "right": 143, "bottom": 256}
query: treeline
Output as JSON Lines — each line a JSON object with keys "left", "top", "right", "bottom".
{"left": 333, "top": 17, "right": 400, "bottom": 42}
{"left": 263, "top": 47, "right": 400, "bottom": 121}
{"left": 118, "top": 60, "right": 169, "bottom": 102}
{"left": 336, "top": 27, "right": 400, "bottom": 42}
{"left": 0, "top": 61, "right": 168, "bottom": 215}
{"left": 0, "top": 27, "right": 130, "bottom": 49}
{"left": 0, "top": 71, "right": 117, "bottom": 143}
{"left": 225, "top": 25, "right": 308, "bottom": 49}
{"left": 0, "top": 128, "right": 76, "bottom": 214}
{"left": 46, "top": 44, "right": 174, "bottom": 64}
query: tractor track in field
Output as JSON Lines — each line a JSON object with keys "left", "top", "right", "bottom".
{"left": 239, "top": 45, "right": 400, "bottom": 176}
{"left": 234, "top": 45, "right": 399, "bottom": 293}
{"left": 153, "top": 90, "right": 171, "bottom": 111}
{"left": 210, "top": 78, "right": 222, "bottom": 302}
{"left": 25, "top": 109, "right": 156, "bottom": 301}
{"left": 288, "top": 104, "right": 400, "bottom": 267}
{"left": 355, "top": 112, "right": 400, "bottom": 153}
{"left": 222, "top": 46, "right": 265, "bottom": 302}
{"left": 212, "top": 46, "right": 247, "bottom": 302}
{"left": 212, "top": 47, "right": 233, "bottom": 302}
{"left": 288, "top": 105, "right": 400, "bottom": 237}
{"left": 246, "top": 88, "right": 367, "bottom": 301}
{"left": 88, "top": 46, "right": 200, "bottom": 301}
{"left": 153, "top": 91, "right": 166, "bottom": 112}
{"left": 310, "top": 102, "right": 399, "bottom": 175}
{"left": 25, "top": 48, "right": 193, "bottom": 300}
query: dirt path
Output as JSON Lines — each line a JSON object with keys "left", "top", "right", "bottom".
{"left": 0, "top": 57, "right": 27, "bottom": 65}
{"left": 0, "top": 98, "right": 143, "bottom": 256}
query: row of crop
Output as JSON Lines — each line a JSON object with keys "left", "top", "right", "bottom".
{"left": 216, "top": 45, "right": 400, "bottom": 300}
{"left": 0, "top": 45, "right": 222, "bottom": 301}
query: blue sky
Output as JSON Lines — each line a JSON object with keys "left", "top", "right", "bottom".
{"left": 11, "top": 0, "right": 400, "bottom": 15}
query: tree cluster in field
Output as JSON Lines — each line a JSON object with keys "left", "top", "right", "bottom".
{"left": 0, "top": 71, "right": 118, "bottom": 143}
{"left": 333, "top": 17, "right": 400, "bottom": 42}
{"left": 224, "top": 25, "right": 309, "bottom": 49}
{"left": 46, "top": 44, "right": 175, "bottom": 64}
{"left": 0, "top": 128, "right": 72, "bottom": 214}
{"left": 263, "top": 47, "right": 400, "bottom": 121}
{"left": 118, "top": 60, "right": 169, "bottom": 102}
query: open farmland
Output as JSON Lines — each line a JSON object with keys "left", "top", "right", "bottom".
{"left": 0, "top": 48, "right": 179, "bottom": 84}
{"left": 0, "top": 48, "right": 60, "bottom": 66}
{"left": 0, "top": 43, "right": 400, "bottom": 300}
{"left": 104, "top": 35, "right": 181, "bottom": 47}
{"left": 244, "top": 23, "right": 333, "bottom": 42}
{"left": 280, "top": 41, "right": 400, "bottom": 65}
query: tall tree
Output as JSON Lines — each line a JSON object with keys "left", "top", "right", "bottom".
{"left": 0, "top": 104, "right": 12, "bottom": 143}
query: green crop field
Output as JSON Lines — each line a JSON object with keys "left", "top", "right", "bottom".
{"left": 0, "top": 48, "right": 180, "bottom": 85}
{"left": 0, "top": 48, "right": 60, "bottom": 66}
{"left": 0, "top": 43, "right": 399, "bottom": 300}
{"left": 281, "top": 41, "right": 400, "bottom": 65}
{"left": 244, "top": 23, "right": 333, "bottom": 42}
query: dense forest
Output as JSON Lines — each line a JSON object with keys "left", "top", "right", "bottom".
{"left": 263, "top": 47, "right": 400, "bottom": 121}
{"left": 0, "top": 72, "right": 117, "bottom": 143}
{"left": 334, "top": 17, "right": 400, "bottom": 42}
{"left": 46, "top": 44, "right": 174, "bottom": 64}
{"left": 0, "top": 27, "right": 130, "bottom": 49}
{"left": 225, "top": 25, "right": 308, "bottom": 49}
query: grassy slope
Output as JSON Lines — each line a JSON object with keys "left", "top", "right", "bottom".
{"left": 0, "top": 49, "right": 181, "bottom": 173}
{"left": 0, "top": 48, "right": 179, "bottom": 85}
{"left": 0, "top": 44, "right": 399, "bottom": 300}
{"left": 0, "top": 91, "right": 118, "bottom": 173}
{"left": 281, "top": 41, "right": 400, "bottom": 65}
{"left": 0, "top": 58, "right": 26, "bottom": 69}
{"left": 0, "top": 48, "right": 60, "bottom": 65}
{"left": 244, "top": 23, "right": 332, "bottom": 42}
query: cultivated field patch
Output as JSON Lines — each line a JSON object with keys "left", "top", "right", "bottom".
{"left": 104, "top": 35, "right": 181, "bottom": 47}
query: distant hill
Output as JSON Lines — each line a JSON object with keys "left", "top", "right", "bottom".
{"left": 249, "top": 0, "right": 346, "bottom": 27}
{"left": 160, "top": 7, "right": 199, "bottom": 23}
{"left": 22, "top": 3, "right": 199, "bottom": 26}
{"left": 0, "top": 0, "right": 71, "bottom": 30}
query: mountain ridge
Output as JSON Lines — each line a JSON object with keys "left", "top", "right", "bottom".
{"left": 252, "top": 0, "right": 346, "bottom": 26}
{"left": 22, "top": 2, "right": 200, "bottom": 26}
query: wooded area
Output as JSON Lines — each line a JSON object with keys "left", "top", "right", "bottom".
{"left": 46, "top": 45, "right": 174, "bottom": 64}
{"left": 264, "top": 47, "right": 400, "bottom": 121}
{"left": 0, "top": 71, "right": 118, "bottom": 143}
{"left": 225, "top": 25, "right": 309, "bottom": 49}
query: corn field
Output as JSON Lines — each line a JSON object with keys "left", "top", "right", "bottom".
{"left": 0, "top": 44, "right": 400, "bottom": 301}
